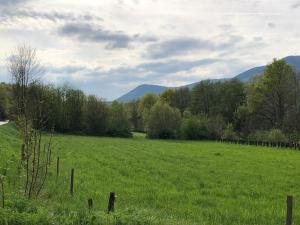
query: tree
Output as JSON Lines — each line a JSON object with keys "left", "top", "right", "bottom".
{"left": 160, "top": 88, "right": 191, "bottom": 113}
{"left": 125, "top": 100, "right": 143, "bottom": 132}
{"left": 246, "top": 59, "right": 299, "bottom": 129}
{"left": 0, "top": 84, "right": 9, "bottom": 121}
{"left": 147, "top": 102, "right": 181, "bottom": 139}
{"left": 107, "top": 101, "right": 132, "bottom": 137}
{"left": 8, "top": 44, "right": 43, "bottom": 118}
{"left": 84, "top": 95, "right": 109, "bottom": 135}
{"left": 8, "top": 45, "right": 53, "bottom": 199}
{"left": 138, "top": 93, "right": 158, "bottom": 131}
{"left": 214, "top": 79, "right": 245, "bottom": 123}
{"left": 191, "top": 81, "right": 215, "bottom": 115}
{"left": 64, "top": 89, "right": 85, "bottom": 133}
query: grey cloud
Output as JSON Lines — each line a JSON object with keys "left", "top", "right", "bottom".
{"left": 291, "top": 1, "right": 300, "bottom": 8}
{"left": 145, "top": 36, "right": 243, "bottom": 59}
{"left": 0, "top": 9, "right": 103, "bottom": 23}
{"left": 58, "top": 22, "right": 156, "bottom": 49}
{"left": 46, "top": 65, "right": 86, "bottom": 74}
{"left": 219, "top": 24, "right": 234, "bottom": 31}
{"left": 47, "top": 58, "right": 219, "bottom": 83}
{"left": 268, "top": 22, "right": 276, "bottom": 28}
{"left": 137, "top": 58, "right": 219, "bottom": 74}
{"left": 0, "top": 0, "right": 24, "bottom": 6}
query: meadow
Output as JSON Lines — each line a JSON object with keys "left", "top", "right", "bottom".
{"left": 1, "top": 123, "right": 300, "bottom": 225}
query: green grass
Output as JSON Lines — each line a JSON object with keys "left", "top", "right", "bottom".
{"left": 1, "top": 123, "right": 300, "bottom": 224}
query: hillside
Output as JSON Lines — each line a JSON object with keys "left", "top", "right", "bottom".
{"left": 1, "top": 123, "right": 300, "bottom": 224}
{"left": 116, "top": 84, "right": 169, "bottom": 102}
{"left": 117, "top": 56, "right": 300, "bottom": 102}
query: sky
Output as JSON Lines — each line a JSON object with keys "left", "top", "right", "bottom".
{"left": 0, "top": 0, "right": 300, "bottom": 100}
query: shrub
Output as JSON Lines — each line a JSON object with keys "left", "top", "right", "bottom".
{"left": 222, "top": 123, "right": 238, "bottom": 140}
{"left": 180, "top": 115, "right": 209, "bottom": 140}
{"left": 248, "top": 130, "right": 269, "bottom": 142}
{"left": 267, "top": 129, "right": 287, "bottom": 143}
{"left": 147, "top": 102, "right": 181, "bottom": 139}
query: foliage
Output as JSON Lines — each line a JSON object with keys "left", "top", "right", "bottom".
{"left": 138, "top": 93, "right": 158, "bottom": 131}
{"left": 267, "top": 128, "right": 287, "bottom": 143}
{"left": 246, "top": 59, "right": 299, "bottom": 130}
{"left": 206, "top": 115, "right": 226, "bottom": 139}
{"left": 124, "top": 100, "right": 143, "bottom": 132}
{"left": 248, "top": 130, "right": 269, "bottom": 142}
{"left": 147, "top": 102, "right": 181, "bottom": 139}
{"left": 160, "top": 87, "right": 190, "bottom": 113}
{"left": 0, "top": 83, "right": 11, "bottom": 121}
{"left": 191, "top": 79, "right": 245, "bottom": 123}
{"left": 84, "top": 95, "right": 109, "bottom": 135}
{"left": 180, "top": 114, "right": 210, "bottom": 140}
{"left": 222, "top": 123, "right": 238, "bottom": 140}
{"left": 107, "top": 101, "right": 132, "bottom": 137}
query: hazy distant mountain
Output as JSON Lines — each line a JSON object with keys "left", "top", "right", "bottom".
{"left": 117, "top": 84, "right": 168, "bottom": 102}
{"left": 234, "top": 56, "right": 300, "bottom": 81}
{"left": 117, "top": 56, "right": 300, "bottom": 102}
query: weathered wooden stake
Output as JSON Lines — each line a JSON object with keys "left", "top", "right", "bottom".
{"left": 286, "top": 195, "right": 293, "bottom": 225}
{"left": 107, "top": 192, "right": 116, "bottom": 213}
{"left": 70, "top": 168, "right": 74, "bottom": 195}
{"left": 88, "top": 198, "right": 93, "bottom": 209}
{"left": 56, "top": 157, "right": 60, "bottom": 177}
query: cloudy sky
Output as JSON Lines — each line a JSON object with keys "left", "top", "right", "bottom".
{"left": 0, "top": 0, "right": 300, "bottom": 100}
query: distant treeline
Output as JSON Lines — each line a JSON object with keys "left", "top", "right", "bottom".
{"left": 1, "top": 58, "right": 300, "bottom": 142}
{"left": 0, "top": 83, "right": 132, "bottom": 137}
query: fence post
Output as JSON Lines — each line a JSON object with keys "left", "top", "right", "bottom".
{"left": 56, "top": 157, "right": 60, "bottom": 177}
{"left": 286, "top": 195, "right": 293, "bottom": 225}
{"left": 88, "top": 198, "right": 93, "bottom": 210}
{"left": 70, "top": 168, "right": 74, "bottom": 195}
{"left": 107, "top": 192, "right": 116, "bottom": 213}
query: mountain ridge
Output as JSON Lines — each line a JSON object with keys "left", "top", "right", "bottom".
{"left": 117, "top": 56, "right": 300, "bottom": 102}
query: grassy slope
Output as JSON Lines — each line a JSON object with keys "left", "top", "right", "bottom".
{"left": 1, "top": 123, "right": 300, "bottom": 225}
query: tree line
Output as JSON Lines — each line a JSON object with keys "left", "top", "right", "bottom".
{"left": 125, "top": 59, "right": 300, "bottom": 142}
{"left": 0, "top": 83, "right": 132, "bottom": 137}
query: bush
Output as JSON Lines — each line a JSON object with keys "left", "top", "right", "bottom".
{"left": 267, "top": 129, "right": 287, "bottom": 143}
{"left": 222, "top": 123, "right": 238, "bottom": 140}
{"left": 147, "top": 102, "right": 181, "bottom": 139}
{"left": 248, "top": 130, "right": 269, "bottom": 142}
{"left": 180, "top": 115, "right": 209, "bottom": 140}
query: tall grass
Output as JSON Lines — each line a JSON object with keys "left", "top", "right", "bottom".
{"left": 1, "top": 123, "right": 300, "bottom": 224}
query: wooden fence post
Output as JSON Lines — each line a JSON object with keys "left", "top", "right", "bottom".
{"left": 88, "top": 198, "right": 93, "bottom": 210}
{"left": 286, "top": 195, "right": 293, "bottom": 225}
{"left": 107, "top": 192, "right": 116, "bottom": 213}
{"left": 70, "top": 168, "right": 74, "bottom": 195}
{"left": 56, "top": 157, "right": 60, "bottom": 177}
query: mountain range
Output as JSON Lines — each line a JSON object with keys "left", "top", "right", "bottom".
{"left": 117, "top": 56, "right": 300, "bottom": 102}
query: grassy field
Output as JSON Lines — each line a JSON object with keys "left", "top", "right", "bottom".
{"left": 1, "top": 123, "right": 300, "bottom": 225}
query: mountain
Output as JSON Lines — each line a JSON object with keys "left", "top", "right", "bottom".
{"left": 234, "top": 56, "right": 300, "bottom": 81}
{"left": 116, "top": 56, "right": 300, "bottom": 102}
{"left": 234, "top": 66, "right": 265, "bottom": 82}
{"left": 117, "top": 84, "right": 168, "bottom": 102}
